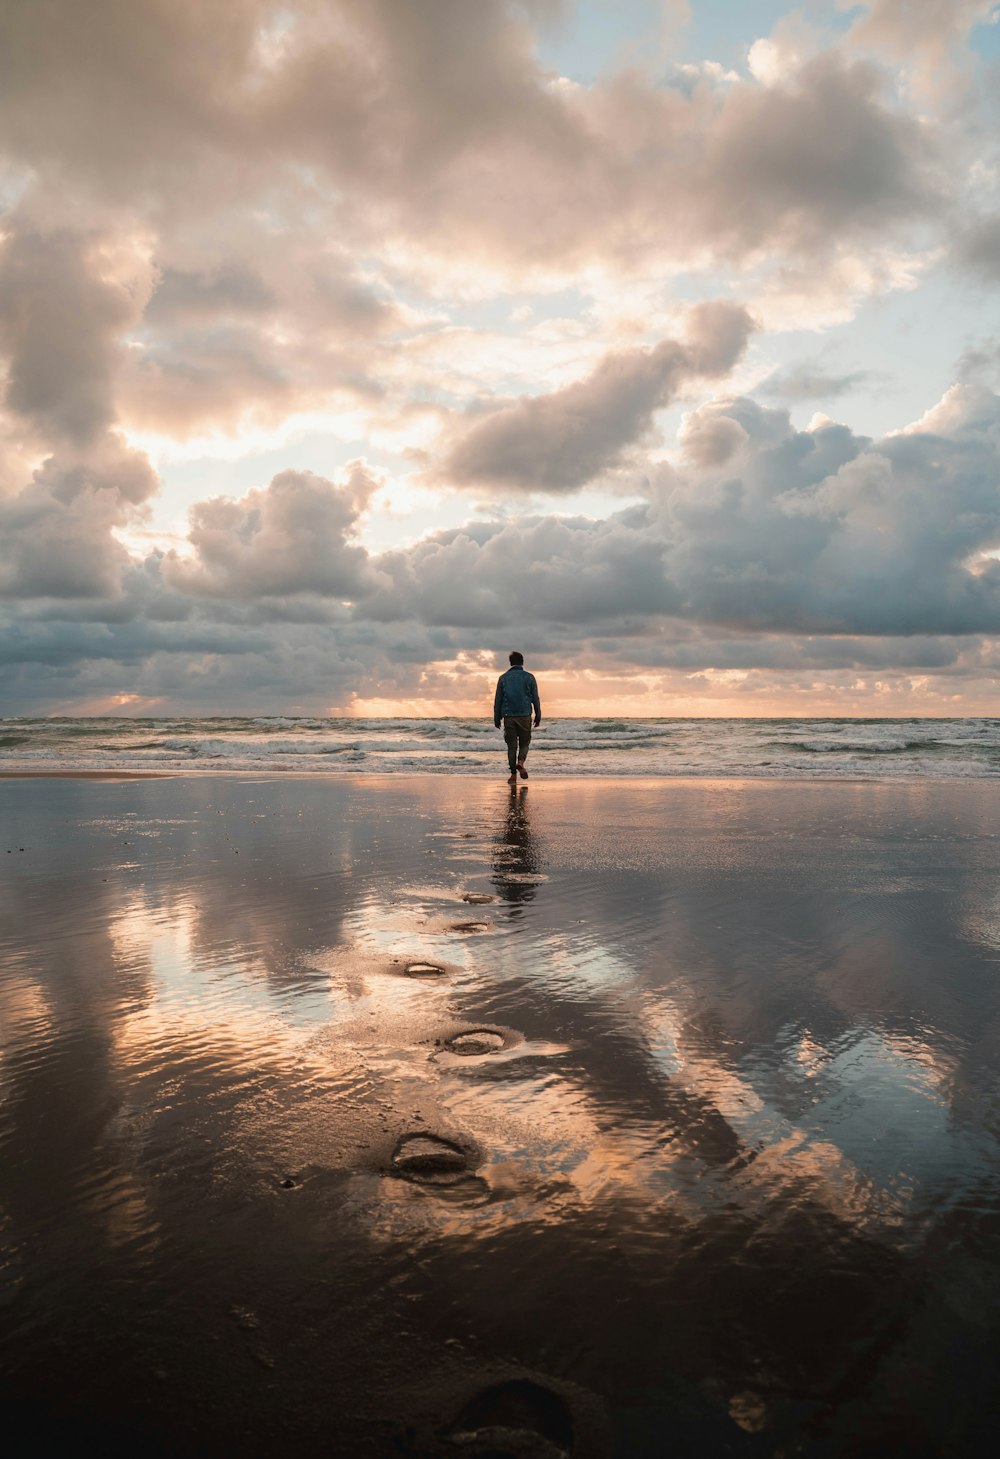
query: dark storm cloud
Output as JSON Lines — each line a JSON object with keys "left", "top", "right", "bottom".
{"left": 444, "top": 302, "right": 755, "bottom": 491}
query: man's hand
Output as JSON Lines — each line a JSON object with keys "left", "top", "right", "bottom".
{"left": 534, "top": 717, "right": 541, "bottom": 728}
{"left": 495, "top": 721, "right": 501, "bottom": 730}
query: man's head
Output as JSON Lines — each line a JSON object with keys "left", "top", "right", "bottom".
{"left": 509, "top": 651, "right": 524, "bottom": 666}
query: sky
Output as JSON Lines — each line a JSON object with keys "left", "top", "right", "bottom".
{"left": 3, "top": 0, "right": 1000, "bottom": 718}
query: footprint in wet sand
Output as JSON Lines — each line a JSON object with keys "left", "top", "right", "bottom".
{"left": 391, "top": 1133, "right": 474, "bottom": 1186}
{"left": 397, "top": 1365, "right": 609, "bottom": 1458}
{"left": 446, "top": 1029, "right": 506, "bottom": 1056}
{"left": 460, "top": 892, "right": 495, "bottom": 905}
{"left": 448, "top": 919, "right": 492, "bottom": 933}
{"left": 387, "top": 1134, "right": 492, "bottom": 1205}
{"left": 446, "top": 1378, "right": 575, "bottom": 1458}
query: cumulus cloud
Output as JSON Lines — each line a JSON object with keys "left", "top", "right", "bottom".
{"left": 7, "top": 375, "right": 1000, "bottom": 704}
{"left": 0, "top": 218, "right": 161, "bottom": 599}
{"left": 0, "top": 225, "right": 147, "bottom": 447}
{"left": 161, "top": 461, "right": 382, "bottom": 599}
{"left": 0, "top": 2, "right": 941, "bottom": 277}
{"left": 0, "top": 437, "right": 158, "bottom": 599}
{"left": 662, "top": 388, "right": 1000, "bottom": 636}
{"left": 361, "top": 510, "right": 679, "bottom": 626}
{"left": 372, "top": 384, "right": 1000, "bottom": 640}
{"left": 0, "top": 1, "right": 996, "bottom": 713}
{"left": 443, "top": 301, "right": 755, "bottom": 490}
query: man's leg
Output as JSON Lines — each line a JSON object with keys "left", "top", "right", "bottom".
{"left": 503, "top": 720, "right": 519, "bottom": 776}
{"left": 516, "top": 720, "right": 531, "bottom": 777}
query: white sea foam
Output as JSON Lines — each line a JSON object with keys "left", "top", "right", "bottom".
{"left": 4, "top": 715, "right": 1000, "bottom": 778}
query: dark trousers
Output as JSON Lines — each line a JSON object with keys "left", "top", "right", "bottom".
{"left": 503, "top": 716, "right": 532, "bottom": 773}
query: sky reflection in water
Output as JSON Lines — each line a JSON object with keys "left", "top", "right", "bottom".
{"left": 1, "top": 775, "right": 999, "bottom": 1454}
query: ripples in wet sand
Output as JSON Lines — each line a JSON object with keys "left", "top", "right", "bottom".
{"left": 2, "top": 774, "right": 1000, "bottom": 1454}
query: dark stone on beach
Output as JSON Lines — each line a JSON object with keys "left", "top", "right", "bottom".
{"left": 406, "top": 961, "right": 447, "bottom": 977}
{"left": 391, "top": 1134, "right": 470, "bottom": 1184}
{"left": 447, "top": 1030, "right": 505, "bottom": 1056}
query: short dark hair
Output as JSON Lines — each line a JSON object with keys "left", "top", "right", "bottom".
{"left": 509, "top": 650, "right": 524, "bottom": 665}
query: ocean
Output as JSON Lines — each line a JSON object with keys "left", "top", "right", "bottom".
{"left": 4, "top": 714, "right": 1000, "bottom": 778}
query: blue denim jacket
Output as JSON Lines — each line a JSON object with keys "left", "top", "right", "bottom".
{"left": 494, "top": 666, "right": 541, "bottom": 725}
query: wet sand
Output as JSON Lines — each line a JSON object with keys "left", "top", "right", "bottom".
{"left": 2, "top": 774, "right": 1000, "bottom": 1456}
{"left": 0, "top": 770, "right": 172, "bottom": 779}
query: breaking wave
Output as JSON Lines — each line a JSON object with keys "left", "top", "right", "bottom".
{"left": 3, "top": 716, "right": 1000, "bottom": 779}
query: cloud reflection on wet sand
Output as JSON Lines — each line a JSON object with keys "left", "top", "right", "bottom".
{"left": 2, "top": 775, "right": 1000, "bottom": 1453}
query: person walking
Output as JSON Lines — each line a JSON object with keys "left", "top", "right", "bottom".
{"left": 493, "top": 651, "right": 541, "bottom": 786}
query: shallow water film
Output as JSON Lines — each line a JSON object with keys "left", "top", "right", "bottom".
{"left": 2, "top": 775, "right": 1000, "bottom": 1456}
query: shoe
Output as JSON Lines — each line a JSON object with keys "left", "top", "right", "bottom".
{"left": 517, "top": 761, "right": 529, "bottom": 780}
{"left": 508, "top": 773, "right": 517, "bottom": 785}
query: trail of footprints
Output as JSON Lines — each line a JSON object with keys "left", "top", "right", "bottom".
{"left": 279, "top": 882, "right": 608, "bottom": 1459}
{"left": 391, "top": 891, "right": 512, "bottom": 1192}
{"left": 280, "top": 886, "right": 519, "bottom": 1197}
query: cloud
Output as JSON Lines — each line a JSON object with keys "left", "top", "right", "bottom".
{"left": 698, "top": 55, "right": 938, "bottom": 257}
{"left": 161, "top": 461, "right": 382, "bottom": 598}
{"left": 759, "top": 361, "right": 876, "bottom": 402}
{"left": 954, "top": 214, "right": 1000, "bottom": 281}
{"left": 0, "top": 2, "right": 994, "bottom": 714}
{"left": 0, "top": 3, "right": 941, "bottom": 278}
{"left": 662, "top": 387, "right": 1000, "bottom": 636}
{"left": 362, "top": 510, "right": 679, "bottom": 626}
{"left": 844, "top": 0, "right": 997, "bottom": 94}
{"left": 0, "top": 225, "right": 148, "bottom": 447}
{"left": 143, "top": 263, "right": 277, "bottom": 325}
{"left": 443, "top": 301, "right": 755, "bottom": 491}
{"left": 120, "top": 245, "right": 401, "bottom": 436}
{"left": 380, "top": 384, "right": 1000, "bottom": 640}
{"left": 0, "top": 219, "right": 160, "bottom": 600}
{"left": 6, "top": 376, "right": 1000, "bottom": 706}
{"left": 0, "top": 436, "right": 158, "bottom": 599}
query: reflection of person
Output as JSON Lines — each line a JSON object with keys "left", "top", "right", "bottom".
{"left": 492, "top": 782, "right": 541, "bottom": 905}
{"left": 493, "top": 651, "right": 542, "bottom": 787}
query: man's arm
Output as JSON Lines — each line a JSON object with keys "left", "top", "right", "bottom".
{"left": 530, "top": 675, "right": 541, "bottom": 727}
{"left": 493, "top": 675, "right": 504, "bottom": 727}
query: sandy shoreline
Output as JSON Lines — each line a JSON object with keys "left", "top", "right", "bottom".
{"left": 0, "top": 768, "right": 174, "bottom": 779}
{"left": 2, "top": 773, "right": 1000, "bottom": 1454}
{"left": 0, "top": 765, "right": 972, "bottom": 787}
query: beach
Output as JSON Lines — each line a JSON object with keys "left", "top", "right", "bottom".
{"left": 2, "top": 771, "right": 1000, "bottom": 1455}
